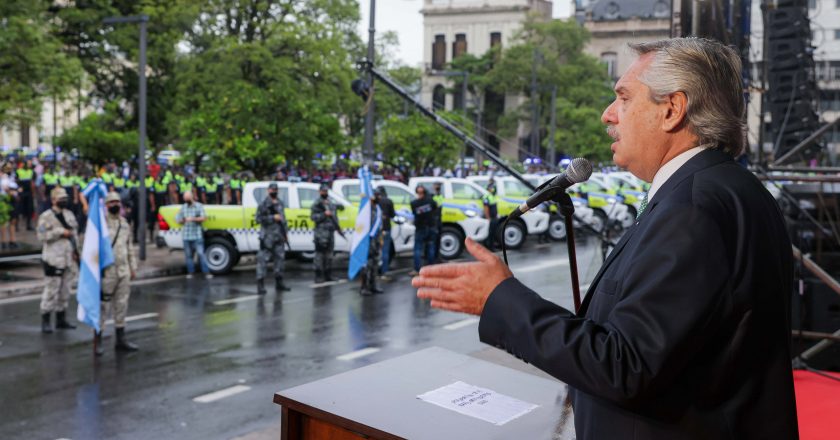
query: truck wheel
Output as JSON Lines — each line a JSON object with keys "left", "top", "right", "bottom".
{"left": 205, "top": 237, "right": 237, "bottom": 274}
{"left": 298, "top": 251, "right": 315, "bottom": 262}
{"left": 439, "top": 226, "right": 465, "bottom": 260}
{"left": 548, "top": 215, "right": 567, "bottom": 241}
{"left": 503, "top": 219, "right": 526, "bottom": 250}
{"left": 590, "top": 209, "right": 608, "bottom": 234}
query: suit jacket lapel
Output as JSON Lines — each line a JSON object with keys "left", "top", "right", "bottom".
{"left": 577, "top": 149, "right": 733, "bottom": 316}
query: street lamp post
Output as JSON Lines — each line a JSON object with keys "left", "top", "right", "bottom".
{"left": 362, "top": 0, "right": 376, "bottom": 165}
{"left": 103, "top": 15, "right": 149, "bottom": 260}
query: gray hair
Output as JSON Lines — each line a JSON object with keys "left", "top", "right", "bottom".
{"left": 629, "top": 38, "right": 745, "bottom": 156}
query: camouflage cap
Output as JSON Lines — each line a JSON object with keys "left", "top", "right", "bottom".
{"left": 268, "top": 182, "right": 278, "bottom": 190}
{"left": 319, "top": 183, "right": 330, "bottom": 191}
{"left": 105, "top": 191, "right": 122, "bottom": 203}
{"left": 50, "top": 187, "right": 69, "bottom": 200}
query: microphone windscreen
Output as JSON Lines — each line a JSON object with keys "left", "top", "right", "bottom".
{"left": 566, "top": 158, "right": 592, "bottom": 184}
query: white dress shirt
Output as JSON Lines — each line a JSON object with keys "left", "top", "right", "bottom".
{"left": 647, "top": 146, "right": 709, "bottom": 202}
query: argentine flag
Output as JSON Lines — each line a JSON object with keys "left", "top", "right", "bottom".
{"left": 348, "top": 166, "right": 382, "bottom": 280}
{"left": 76, "top": 180, "right": 114, "bottom": 332}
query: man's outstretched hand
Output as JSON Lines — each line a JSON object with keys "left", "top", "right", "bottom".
{"left": 413, "top": 238, "right": 513, "bottom": 315}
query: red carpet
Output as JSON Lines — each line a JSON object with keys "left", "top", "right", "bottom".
{"left": 794, "top": 370, "right": 840, "bottom": 440}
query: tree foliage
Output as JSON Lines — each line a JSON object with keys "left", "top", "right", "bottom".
{"left": 57, "top": 103, "right": 138, "bottom": 163}
{"left": 452, "top": 18, "right": 615, "bottom": 162}
{"left": 0, "top": 0, "right": 82, "bottom": 127}
{"left": 377, "top": 112, "right": 465, "bottom": 175}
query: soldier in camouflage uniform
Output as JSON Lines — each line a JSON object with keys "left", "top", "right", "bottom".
{"left": 256, "top": 182, "right": 291, "bottom": 294}
{"left": 95, "top": 192, "right": 139, "bottom": 356}
{"left": 37, "top": 187, "right": 79, "bottom": 333}
{"left": 310, "top": 184, "right": 337, "bottom": 283}
{"left": 360, "top": 192, "right": 384, "bottom": 296}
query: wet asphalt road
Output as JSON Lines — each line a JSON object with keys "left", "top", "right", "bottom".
{"left": 0, "top": 237, "right": 606, "bottom": 440}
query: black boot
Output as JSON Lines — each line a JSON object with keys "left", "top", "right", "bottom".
{"left": 371, "top": 279, "right": 384, "bottom": 294}
{"left": 55, "top": 311, "right": 76, "bottom": 330}
{"left": 275, "top": 277, "right": 291, "bottom": 292}
{"left": 359, "top": 274, "right": 373, "bottom": 296}
{"left": 94, "top": 331, "right": 105, "bottom": 357}
{"left": 257, "top": 278, "right": 266, "bottom": 295}
{"left": 324, "top": 264, "right": 335, "bottom": 282}
{"left": 315, "top": 269, "right": 325, "bottom": 283}
{"left": 115, "top": 327, "right": 139, "bottom": 352}
{"left": 41, "top": 313, "right": 53, "bottom": 334}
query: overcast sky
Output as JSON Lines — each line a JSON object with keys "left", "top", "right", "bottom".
{"left": 357, "top": 1, "right": 573, "bottom": 67}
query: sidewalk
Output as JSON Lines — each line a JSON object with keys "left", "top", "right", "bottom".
{"left": 0, "top": 240, "right": 256, "bottom": 299}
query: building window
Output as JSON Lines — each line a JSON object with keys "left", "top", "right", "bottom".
{"left": 835, "top": 29, "right": 840, "bottom": 40}
{"left": 452, "top": 34, "right": 467, "bottom": 60}
{"left": 453, "top": 85, "right": 465, "bottom": 111}
{"left": 490, "top": 32, "right": 502, "bottom": 49}
{"left": 432, "top": 35, "right": 446, "bottom": 70}
{"left": 601, "top": 52, "right": 618, "bottom": 79}
{"left": 432, "top": 85, "right": 446, "bottom": 111}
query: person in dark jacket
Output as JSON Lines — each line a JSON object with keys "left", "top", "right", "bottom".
{"left": 413, "top": 38, "right": 799, "bottom": 439}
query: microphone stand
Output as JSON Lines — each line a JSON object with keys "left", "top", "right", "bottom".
{"left": 553, "top": 192, "right": 582, "bottom": 313}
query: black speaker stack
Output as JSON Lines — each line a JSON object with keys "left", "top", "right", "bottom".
{"left": 765, "top": 0, "right": 822, "bottom": 159}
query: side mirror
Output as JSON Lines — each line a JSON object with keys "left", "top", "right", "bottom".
{"left": 393, "top": 216, "right": 406, "bottom": 225}
{"left": 336, "top": 205, "right": 345, "bottom": 211}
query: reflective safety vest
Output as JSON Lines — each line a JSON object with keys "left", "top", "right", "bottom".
{"left": 59, "top": 175, "right": 75, "bottom": 188}
{"left": 230, "top": 179, "right": 242, "bottom": 190}
{"left": 213, "top": 176, "right": 224, "bottom": 189}
{"left": 101, "top": 172, "right": 114, "bottom": 184}
{"left": 196, "top": 176, "right": 208, "bottom": 190}
{"left": 154, "top": 181, "right": 167, "bottom": 193}
{"left": 43, "top": 173, "right": 59, "bottom": 186}
{"left": 126, "top": 179, "right": 139, "bottom": 189}
{"left": 16, "top": 168, "right": 34, "bottom": 181}
{"left": 432, "top": 194, "right": 444, "bottom": 206}
{"left": 113, "top": 177, "right": 126, "bottom": 189}
{"left": 145, "top": 176, "right": 155, "bottom": 189}
{"left": 181, "top": 181, "right": 193, "bottom": 193}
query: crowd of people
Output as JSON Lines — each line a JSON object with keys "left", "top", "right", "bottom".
{"left": 1, "top": 153, "right": 551, "bottom": 252}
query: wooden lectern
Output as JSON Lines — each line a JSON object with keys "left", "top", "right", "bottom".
{"left": 273, "top": 346, "right": 572, "bottom": 440}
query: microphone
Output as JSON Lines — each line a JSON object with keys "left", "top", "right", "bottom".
{"left": 509, "top": 158, "right": 592, "bottom": 220}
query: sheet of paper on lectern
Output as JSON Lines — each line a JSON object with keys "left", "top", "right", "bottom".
{"left": 416, "top": 381, "right": 539, "bottom": 426}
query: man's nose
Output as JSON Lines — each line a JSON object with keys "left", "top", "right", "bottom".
{"left": 601, "top": 100, "right": 617, "bottom": 125}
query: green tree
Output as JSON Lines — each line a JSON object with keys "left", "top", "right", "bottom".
{"left": 171, "top": 0, "right": 362, "bottom": 175}
{"left": 57, "top": 103, "right": 139, "bottom": 162}
{"left": 0, "top": 0, "right": 82, "bottom": 128}
{"left": 50, "top": 0, "right": 198, "bottom": 149}
{"left": 452, "top": 18, "right": 615, "bottom": 163}
{"left": 377, "top": 112, "right": 466, "bottom": 175}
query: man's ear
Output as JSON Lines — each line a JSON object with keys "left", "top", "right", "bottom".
{"left": 662, "top": 91, "right": 689, "bottom": 132}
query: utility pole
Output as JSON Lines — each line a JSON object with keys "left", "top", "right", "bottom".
{"left": 362, "top": 0, "right": 377, "bottom": 164}
{"left": 548, "top": 85, "right": 557, "bottom": 169}
{"left": 530, "top": 49, "right": 542, "bottom": 159}
{"left": 103, "top": 15, "right": 149, "bottom": 260}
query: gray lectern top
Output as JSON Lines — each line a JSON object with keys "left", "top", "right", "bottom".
{"left": 274, "top": 346, "right": 574, "bottom": 440}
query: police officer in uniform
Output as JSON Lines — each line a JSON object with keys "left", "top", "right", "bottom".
{"left": 16, "top": 161, "right": 35, "bottom": 230}
{"left": 37, "top": 187, "right": 79, "bottom": 333}
{"left": 483, "top": 182, "right": 500, "bottom": 251}
{"left": 96, "top": 192, "right": 139, "bottom": 355}
{"left": 310, "top": 184, "right": 337, "bottom": 283}
{"left": 360, "top": 193, "right": 384, "bottom": 296}
{"left": 256, "top": 183, "right": 291, "bottom": 294}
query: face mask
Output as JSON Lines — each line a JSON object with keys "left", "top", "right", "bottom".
{"left": 108, "top": 205, "right": 121, "bottom": 215}
{"left": 56, "top": 201, "right": 68, "bottom": 209}
{"left": 320, "top": 193, "right": 328, "bottom": 199}
{"left": 268, "top": 192, "right": 278, "bottom": 199}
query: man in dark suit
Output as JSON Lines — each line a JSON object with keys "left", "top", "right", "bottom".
{"left": 413, "top": 37, "right": 799, "bottom": 439}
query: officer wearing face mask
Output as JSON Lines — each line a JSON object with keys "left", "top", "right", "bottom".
{"left": 256, "top": 182, "right": 290, "bottom": 294}
{"left": 37, "top": 187, "right": 79, "bottom": 333}
{"left": 310, "top": 183, "right": 338, "bottom": 283}
{"left": 95, "top": 192, "right": 139, "bottom": 355}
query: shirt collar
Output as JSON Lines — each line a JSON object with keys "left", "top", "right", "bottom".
{"left": 647, "top": 145, "right": 710, "bottom": 201}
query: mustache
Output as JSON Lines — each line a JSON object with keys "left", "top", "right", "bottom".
{"left": 606, "top": 126, "right": 619, "bottom": 140}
